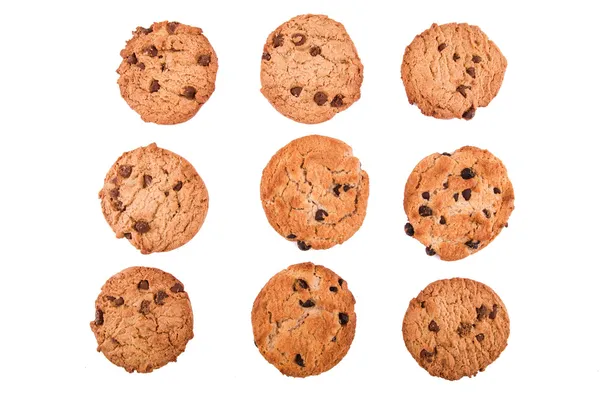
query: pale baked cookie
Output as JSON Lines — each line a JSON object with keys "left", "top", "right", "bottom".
{"left": 260, "top": 135, "right": 369, "bottom": 250}
{"left": 260, "top": 14, "right": 363, "bottom": 124}
{"left": 117, "top": 21, "right": 218, "bottom": 124}
{"left": 90, "top": 266, "right": 193, "bottom": 373}
{"left": 403, "top": 146, "right": 514, "bottom": 261}
{"left": 99, "top": 143, "right": 209, "bottom": 254}
{"left": 403, "top": 278, "right": 509, "bottom": 380}
{"left": 252, "top": 262, "right": 356, "bottom": 377}
{"left": 401, "top": 23, "right": 507, "bottom": 120}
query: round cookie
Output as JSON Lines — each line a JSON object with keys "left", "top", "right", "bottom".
{"left": 401, "top": 23, "right": 507, "bottom": 120}
{"left": 260, "top": 135, "right": 369, "bottom": 250}
{"left": 90, "top": 266, "right": 194, "bottom": 373}
{"left": 403, "top": 146, "right": 514, "bottom": 261}
{"left": 117, "top": 21, "right": 218, "bottom": 124}
{"left": 260, "top": 14, "right": 363, "bottom": 124}
{"left": 402, "top": 278, "right": 510, "bottom": 380}
{"left": 252, "top": 262, "right": 356, "bottom": 377}
{"left": 99, "top": 143, "right": 209, "bottom": 254}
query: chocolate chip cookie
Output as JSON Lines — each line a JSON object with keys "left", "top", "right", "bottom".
{"left": 403, "top": 146, "right": 514, "bottom": 261}
{"left": 260, "top": 14, "right": 363, "bottom": 124}
{"left": 401, "top": 23, "right": 507, "bottom": 120}
{"left": 90, "top": 266, "right": 193, "bottom": 373}
{"left": 252, "top": 262, "right": 356, "bottom": 377}
{"left": 117, "top": 21, "right": 218, "bottom": 124}
{"left": 403, "top": 278, "right": 509, "bottom": 380}
{"left": 260, "top": 135, "right": 369, "bottom": 250}
{"left": 99, "top": 143, "right": 209, "bottom": 254}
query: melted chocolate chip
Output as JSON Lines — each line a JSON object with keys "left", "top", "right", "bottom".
{"left": 310, "top": 46, "right": 321, "bottom": 56}
{"left": 173, "top": 181, "right": 183, "bottom": 191}
{"left": 139, "top": 27, "right": 153, "bottom": 35}
{"left": 299, "top": 299, "right": 315, "bottom": 308}
{"left": 138, "top": 280, "right": 149, "bottom": 290}
{"left": 315, "top": 209, "right": 328, "bottom": 221}
{"left": 453, "top": 53, "right": 460, "bottom": 61}
{"left": 329, "top": 286, "right": 338, "bottom": 292}
{"left": 295, "top": 279, "right": 309, "bottom": 290}
{"left": 143, "top": 175, "right": 152, "bottom": 188}
{"left": 428, "top": 320, "right": 440, "bottom": 332}
{"left": 314, "top": 92, "right": 328, "bottom": 106}
{"left": 477, "top": 305, "right": 489, "bottom": 320}
{"left": 438, "top": 43, "right": 447, "bottom": 51}
{"left": 295, "top": 354, "right": 305, "bottom": 367}
{"left": 95, "top": 309, "right": 104, "bottom": 325}
{"left": 462, "top": 189, "right": 472, "bottom": 201}
{"left": 261, "top": 52, "right": 271, "bottom": 61}
{"left": 461, "top": 168, "right": 476, "bottom": 179}
{"left": 182, "top": 86, "right": 197, "bottom": 99}
{"left": 343, "top": 184, "right": 351, "bottom": 192}
{"left": 440, "top": 216, "right": 446, "bottom": 225}
{"left": 476, "top": 333, "right": 485, "bottom": 342}
{"left": 109, "top": 188, "right": 119, "bottom": 198}
{"left": 287, "top": 234, "right": 297, "bottom": 240}
{"left": 170, "top": 283, "right": 184, "bottom": 293}
{"left": 119, "top": 165, "right": 132, "bottom": 178}
{"left": 139, "top": 300, "right": 151, "bottom": 315}
{"left": 462, "top": 106, "right": 476, "bottom": 120}
{"left": 422, "top": 192, "right": 430, "bottom": 200}
{"left": 483, "top": 209, "right": 491, "bottom": 218}
{"left": 150, "top": 79, "right": 160, "bottom": 93}
{"left": 404, "top": 223, "right": 415, "bottom": 236}
{"left": 472, "top": 55, "right": 482, "bottom": 63}
{"left": 466, "top": 67, "right": 476, "bottom": 78}
{"left": 145, "top": 45, "right": 158, "bottom": 57}
{"left": 137, "top": 62, "right": 146, "bottom": 70}
{"left": 420, "top": 349, "right": 434, "bottom": 362}
{"left": 419, "top": 205, "right": 433, "bottom": 217}
{"left": 333, "top": 184, "right": 342, "bottom": 196}
{"left": 124, "top": 232, "right": 132, "bottom": 239}
{"left": 154, "top": 290, "right": 168, "bottom": 305}
{"left": 456, "top": 85, "right": 470, "bottom": 98}
{"left": 339, "top": 312, "right": 349, "bottom": 325}
{"left": 489, "top": 304, "right": 499, "bottom": 319}
{"left": 425, "top": 246, "right": 436, "bottom": 256}
{"left": 113, "top": 297, "right": 124, "bottom": 307}
{"left": 457, "top": 322, "right": 472, "bottom": 337}
{"left": 465, "top": 240, "right": 480, "bottom": 249}
{"left": 493, "top": 187, "right": 502, "bottom": 194}
{"left": 167, "top": 22, "right": 180, "bottom": 34}
{"left": 297, "top": 241, "right": 311, "bottom": 251}
{"left": 273, "top": 34, "right": 283, "bottom": 48}
{"left": 134, "top": 221, "right": 150, "bottom": 234}
{"left": 198, "top": 54, "right": 211, "bottom": 66}
{"left": 127, "top": 53, "right": 138, "bottom": 65}
{"left": 330, "top": 95, "right": 344, "bottom": 107}
{"left": 291, "top": 33, "right": 306, "bottom": 46}
{"left": 290, "top": 87, "right": 303, "bottom": 97}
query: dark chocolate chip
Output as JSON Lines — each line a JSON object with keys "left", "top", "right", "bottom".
{"left": 134, "top": 221, "right": 150, "bottom": 234}
{"left": 167, "top": 22, "right": 180, "bottom": 34}
{"left": 109, "top": 188, "right": 120, "bottom": 198}
{"left": 438, "top": 43, "right": 447, "bottom": 51}
{"left": 182, "top": 86, "right": 197, "bottom": 99}
{"left": 330, "top": 95, "right": 344, "bottom": 108}
{"left": 462, "top": 189, "right": 472, "bottom": 201}
{"left": 150, "top": 79, "right": 160, "bottom": 93}
{"left": 143, "top": 175, "right": 152, "bottom": 188}
{"left": 145, "top": 45, "right": 158, "bottom": 57}
{"left": 315, "top": 209, "right": 328, "bottom": 221}
{"left": 299, "top": 299, "right": 315, "bottom": 308}
{"left": 422, "top": 192, "right": 430, "bottom": 200}
{"left": 310, "top": 46, "right": 321, "bottom": 56}
{"left": 476, "top": 305, "right": 489, "bottom": 321}
{"left": 425, "top": 246, "right": 436, "bottom": 256}
{"left": 106, "top": 296, "right": 116, "bottom": 302}
{"left": 428, "top": 320, "right": 440, "bottom": 332}
{"left": 173, "top": 181, "right": 183, "bottom": 191}
{"left": 339, "top": 312, "right": 349, "bottom": 325}
{"left": 113, "top": 297, "right": 124, "bottom": 307}
{"left": 483, "top": 209, "right": 491, "bottom": 218}
{"left": 453, "top": 53, "right": 460, "bottom": 61}
{"left": 343, "top": 184, "right": 351, "bottom": 192}
{"left": 161, "top": 63, "right": 166, "bottom": 72}
{"left": 296, "top": 279, "right": 309, "bottom": 290}
{"left": 442, "top": 152, "right": 451, "bottom": 156}
{"left": 261, "top": 52, "right": 271, "bottom": 61}
{"left": 170, "top": 283, "right": 184, "bottom": 293}
{"left": 457, "top": 322, "right": 472, "bottom": 337}
{"left": 461, "top": 168, "right": 476, "bottom": 179}
{"left": 138, "top": 280, "right": 149, "bottom": 290}
{"left": 465, "top": 240, "right": 480, "bottom": 249}
{"left": 404, "top": 223, "right": 415, "bottom": 237}
{"left": 466, "top": 67, "right": 476, "bottom": 78}
{"left": 453, "top": 193, "right": 459, "bottom": 201}
{"left": 137, "top": 62, "right": 146, "bottom": 70}
{"left": 154, "top": 290, "right": 168, "bottom": 305}
{"left": 420, "top": 349, "right": 434, "bottom": 362}
{"left": 139, "top": 27, "right": 153, "bottom": 35}
{"left": 94, "top": 309, "right": 104, "bottom": 325}
{"left": 493, "top": 187, "right": 501, "bottom": 194}
{"left": 443, "top": 181, "right": 449, "bottom": 189}
{"left": 164, "top": 191, "right": 169, "bottom": 197}
{"left": 124, "top": 232, "right": 132, "bottom": 239}
{"left": 198, "top": 54, "right": 211, "bottom": 66}
{"left": 329, "top": 286, "right": 338, "bottom": 292}
{"left": 489, "top": 304, "right": 499, "bottom": 319}
{"left": 440, "top": 216, "right": 446, "bottom": 225}
{"left": 314, "top": 92, "right": 327, "bottom": 106}
{"left": 297, "top": 241, "right": 311, "bottom": 251}
{"left": 472, "top": 55, "right": 482, "bottom": 63}
{"left": 420, "top": 301, "right": 426, "bottom": 308}
{"left": 333, "top": 184, "right": 342, "bottom": 196}
{"left": 295, "top": 354, "right": 305, "bottom": 367}
{"left": 419, "top": 205, "right": 433, "bottom": 217}
{"left": 139, "top": 300, "right": 151, "bottom": 315}
{"left": 456, "top": 85, "right": 469, "bottom": 98}
{"left": 338, "top": 278, "right": 344, "bottom": 287}
{"left": 331, "top": 336, "right": 337, "bottom": 342}
{"left": 114, "top": 200, "right": 124, "bottom": 211}
{"left": 273, "top": 34, "right": 283, "bottom": 48}
{"left": 291, "top": 33, "right": 306, "bottom": 46}
{"left": 476, "top": 333, "right": 485, "bottom": 342}
{"left": 119, "top": 165, "right": 132, "bottom": 178}
{"left": 287, "top": 234, "right": 297, "bottom": 240}
{"left": 127, "top": 53, "right": 138, "bottom": 65}
{"left": 462, "top": 106, "right": 476, "bottom": 120}
{"left": 290, "top": 86, "right": 303, "bottom": 97}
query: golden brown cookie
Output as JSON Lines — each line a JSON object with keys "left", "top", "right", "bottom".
{"left": 90, "top": 266, "right": 193, "bottom": 373}
{"left": 117, "top": 21, "right": 218, "bottom": 124}
{"left": 260, "top": 14, "right": 363, "bottom": 124}
{"left": 252, "top": 262, "right": 356, "bottom": 377}
{"left": 260, "top": 135, "right": 369, "bottom": 250}
{"left": 99, "top": 143, "right": 209, "bottom": 254}
{"left": 403, "top": 278, "right": 510, "bottom": 380}
{"left": 403, "top": 146, "right": 514, "bottom": 261}
{"left": 401, "top": 23, "right": 507, "bottom": 120}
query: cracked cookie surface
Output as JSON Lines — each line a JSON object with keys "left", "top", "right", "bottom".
{"left": 252, "top": 262, "right": 356, "bottom": 377}
{"left": 401, "top": 23, "right": 507, "bottom": 120}
{"left": 260, "top": 14, "right": 363, "bottom": 124}
{"left": 403, "top": 278, "right": 509, "bottom": 380}
{"left": 260, "top": 135, "right": 369, "bottom": 250}
{"left": 403, "top": 146, "right": 514, "bottom": 261}
{"left": 99, "top": 143, "right": 209, "bottom": 254}
{"left": 90, "top": 266, "right": 193, "bottom": 373}
{"left": 117, "top": 21, "right": 218, "bottom": 124}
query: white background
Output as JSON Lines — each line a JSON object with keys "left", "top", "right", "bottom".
{"left": 1, "top": 0, "right": 599, "bottom": 395}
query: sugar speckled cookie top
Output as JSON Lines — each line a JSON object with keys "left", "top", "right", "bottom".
{"left": 99, "top": 143, "right": 209, "bottom": 254}
{"left": 261, "top": 14, "right": 363, "bottom": 124}
{"left": 117, "top": 21, "right": 218, "bottom": 124}
{"left": 261, "top": 135, "right": 369, "bottom": 250}
{"left": 403, "top": 278, "right": 509, "bottom": 380}
{"left": 401, "top": 23, "right": 507, "bottom": 120}
{"left": 90, "top": 267, "right": 193, "bottom": 373}
{"left": 403, "top": 146, "right": 514, "bottom": 261}
{"left": 252, "top": 262, "right": 356, "bottom": 377}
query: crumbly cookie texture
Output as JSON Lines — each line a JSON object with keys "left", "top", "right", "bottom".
{"left": 252, "top": 262, "right": 356, "bottom": 377}
{"left": 401, "top": 23, "right": 507, "bottom": 120}
{"left": 90, "top": 266, "right": 193, "bottom": 373}
{"left": 403, "top": 146, "right": 514, "bottom": 261}
{"left": 99, "top": 143, "right": 209, "bottom": 254}
{"left": 260, "top": 135, "right": 369, "bottom": 250}
{"left": 403, "top": 278, "right": 509, "bottom": 380}
{"left": 261, "top": 14, "right": 363, "bottom": 124}
{"left": 117, "top": 21, "right": 218, "bottom": 124}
